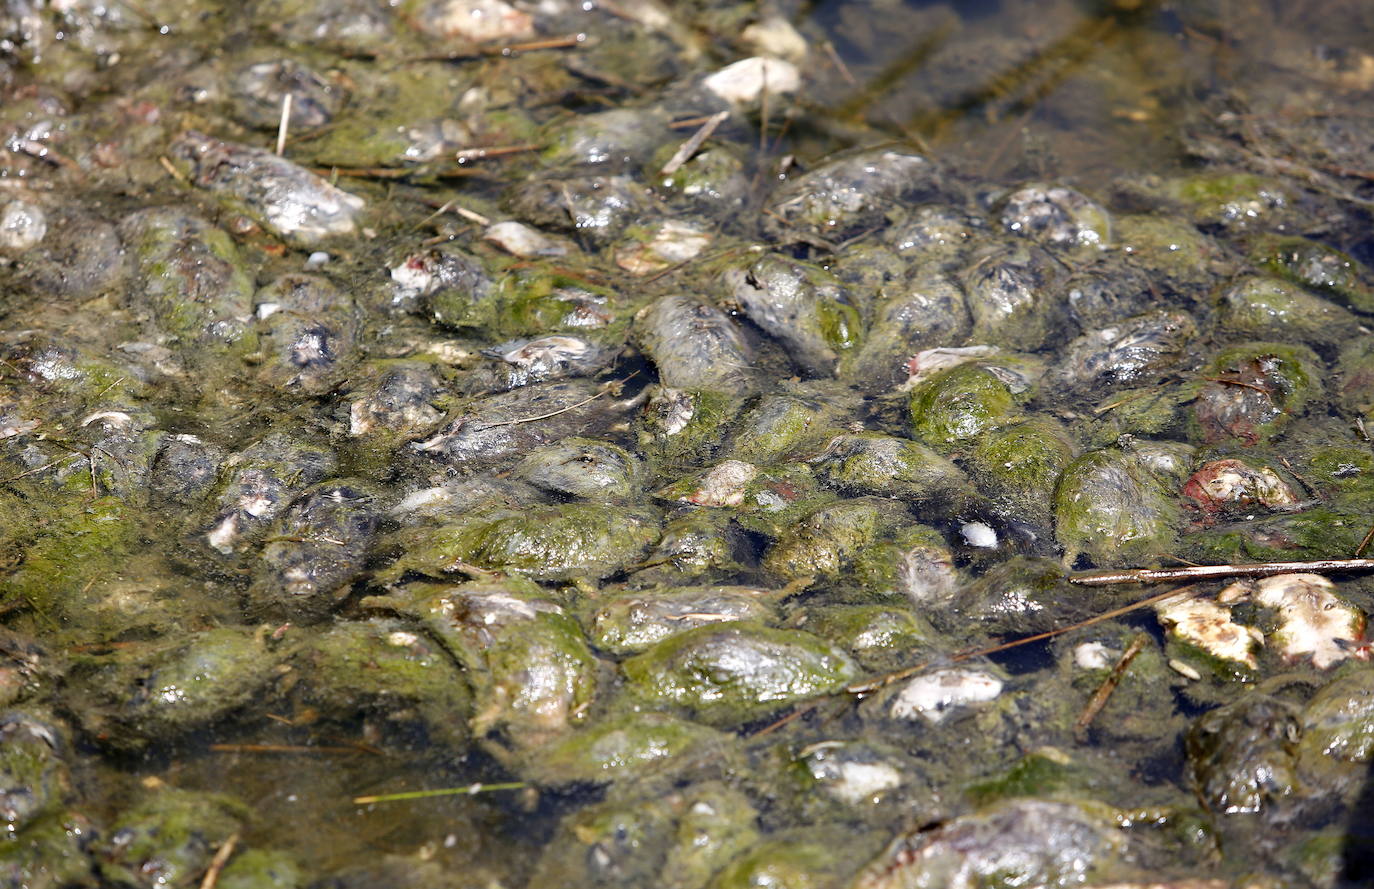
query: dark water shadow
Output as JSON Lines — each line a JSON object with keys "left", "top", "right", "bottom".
{"left": 1338, "top": 755, "right": 1374, "bottom": 887}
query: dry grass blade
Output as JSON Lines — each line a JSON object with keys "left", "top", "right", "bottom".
{"left": 1074, "top": 633, "right": 1147, "bottom": 737}
{"left": 660, "top": 111, "right": 729, "bottom": 176}
{"left": 198, "top": 832, "right": 239, "bottom": 889}
{"left": 1070, "top": 558, "right": 1374, "bottom": 586}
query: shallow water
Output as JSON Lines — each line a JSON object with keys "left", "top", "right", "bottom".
{"left": 2, "top": 1, "right": 1374, "bottom": 887}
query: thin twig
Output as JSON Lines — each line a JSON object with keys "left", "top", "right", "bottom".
{"left": 1356, "top": 524, "right": 1374, "bottom": 558}
{"left": 275, "top": 94, "right": 293, "bottom": 156}
{"left": 3, "top": 454, "right": 78, "bottom": 483}
{"left": 159, "top": 156, "right": 188, "bottom": 184}
{"left": 1203, "top": 375, "right": 1269, "bottom": 394}
{"left": 353, "top": 782, "right": 527, "bottom": 805}
{"left": 209, "top": 743, "right": 377, "bottom": 755}
{"left": 198, "top": 833, "right": 239, "bottom": 889}
{"left": 1070, "top": 558, "right": 1374, "bottom": 586}
{"left": 659, "top": 111, "right": 729, "bottom": 177}
{"left": 844, "top": 585, "right": 1195, "bottom": 695}
{"left": 455, "top": 144, "right": 541, "bottom": 164}
{"left": 477, "top": 391, "right": 604, "bottom": 430}
{"left": 755, "top": 585, "right": 1195, "bottom": 738}
{"left": 1074, "top": 634, "right": 1147, "bottom": 737}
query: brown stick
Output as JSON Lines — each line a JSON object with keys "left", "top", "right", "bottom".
{"left": 1070, "top": 558, "right": 1374, "bottom": 586}
{"left": 1074, "top": 634, "right": 1147, "bottom": 737}
{"left": 659, "top": 111, "right": 729, "bottom": 176}
{"left": 198, "top": 833, "right": 239, "bottom": 889}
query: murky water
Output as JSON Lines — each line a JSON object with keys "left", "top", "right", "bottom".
{"left": 2, "top": 1, "right": 1374, "bottom": 887}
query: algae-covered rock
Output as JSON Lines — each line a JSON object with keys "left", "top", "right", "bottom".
{"left": 960, "top": 241, "right": 1068, "bottom": 351}
{"left": 393, "top": 502, "right": 659, "bottom": 583}
{"left": 250, "top": 274, "right": 360, "bottom": 396}
{"left": 809, "top": 433, "right": 969, "bottom": 505}
{"left": 65, "top": 627, "right": 279, "bottom": 751}
{"left": 94, "top": 784, "right": 246, "bottom": 889}
{"left": 414, "top": 380, "right": 616, "bottom": 472}
{"left": 1054, "top": 446, "right": 1182, "bottom": 567}
{"left": 724, "top": 254, "right": 861, "bottom": 377}
{"left": 530, "top": 782, "right": 759, "bottom": 889}
{"left": 1216, "top": 275, "right": 1358, "bottom": 346}
{"left": 1336, "top": 335, "right": 1374, "bottom": 418}
{"left": 712, "top": 828, "right": 878, "bottom": 889}
{"left": 246, "top": 479, "right": 380, "bottom": 622}
{"left": 629, "top": 508, "right": 743, "bottom": 585}
{"left": 1045, "top": 310, "right": 1197, "bottom": 397}
{"left": 506, "top": 174, "right": 651, "bottom": 247}
{"left": 623, "top": 622, "right": 857, "bottom": 725}
{"left": 908, "top": 362, "right": 1022, "bottom": 452}
{"left": 589, "top": 586, "right": 778, "bottom": 655}
{"left": 1191, "top": 342, "right": 1320, "bottom": 445}
{"left": 521, "top": 711, "right": 731, "bottom": 786}
{"left": 392, "top": 243, "right": 494, "bottom": 327}
{"left": 513, "top": 438, "right": 644, "bottom": 502}
{"left": 374, "top": 582, "right": 599, "bottom": 750}
{"left": 1187, "top": 693, "right": 1301, "bottom": 815}
{"left": 726, "top": 390, "right": 850, "bottom": 465}
{"left": 197, "top": 433, "right": 337, "bottom": 560}
{"left": 1296, "top": 665, "right": 1374, "bottom": 796}
{"left": 796, "top": 604, "right": 938, "bottom": 671}
{"left": 635, "top": 295, "right": 754, "bottom": 392}
{"left": 762, "top": 497, "right": 908, "bottom": 583}
{"left": 999, "top": 184, "right": 1111, "bottom": 254}
{"left": 638, "top": 387, "right": 742, "bottom": 468}
{"left": 279, "top": 618, "right": 471, "bottom": 752}
{"left": 117, "top": 208, "right": 255, "bottom": 353}
{"left": 0, "top": 494, "right": 141, "bottom": 623}
{"left": 965, "top": 417, "right": 1077, "bottom": 529}
{"left": 169, "top": 131, "right": 364, "bottom": 246}
{"left": 844, "top": 269, "right": 971, "bottom": 393}
{"left": 851, "top": 525, "right": 961, "bottom": 608}
{"left": 850, "top": 799, "right": 1128, "bottom": 889}
{"left": 0, "top": 711, "right": 70, "bottom": 834}
{"left": 215, "top": 849, "right": 303, "bottom": 889}
{"left": 1252, "top": 234, "right": 1374, "bottom": 314}
{"left": 763, "top": 147, "right": 944, "bottom": 243}
{"left": 0, "top": 811, "right": 96, "bottom": 889}
{"left": 1114, "top": 214, "right": 1231, "bottom": 296}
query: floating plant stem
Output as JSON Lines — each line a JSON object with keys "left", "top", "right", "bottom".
{"left": 353, "top": 782, "right": 527, "bottom": 805}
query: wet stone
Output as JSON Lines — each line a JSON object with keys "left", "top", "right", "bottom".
{"left": 513, "top": 437, "right": 643, "bottom": 502}
{"left": 960, "top": 241, "right": 1069, "bottom": 351}
{"left": 723, "top": 254, "right": 861, "bottom": 378}
{"left": 763, "top": 147, "right": 946, "bottom": 244}
{"left": 1054, "top": 446, "right": 1182, "bottom": 568}
{"left": 809, "top": 433, "right": 969, "bottom": 505}
{"left": 635, "top": 295, "right": 754, "bottom": 392}
{"left": 65, "top": 627, "right": 279, "bottom": 751}
{"left": 246, "top": 479, "right": 381, "bottom": 623}
{"left": 851, "top": 799, "right": 1128, "bottom": 889}
{"left": 588, "top": 585, "right": 778, "bottom": 655}
{"left": 413, "top": 379, "right": 617, "bottom": 472}
{"left": 622, "top": 622, "right": 857, "bottom": 726}
{"left": 0, "top": 711, "right": 70, "bottom": 834}
{"left": 377, "top": 582, "right": 600, "bottom": 751}
{"left": 169, "top": 130, "right": 365, "bottom": 246}
{"left": 1187, "top": 693, "right": 1301, "bottom": 816}
{"left": 279, "top": 617, "right": 472, "bottom": 752}
{"left": 998, "top": 183, "right": 1111, "bottom": 254}
{"left": 93, "top": 785, "right": 246, "bottom": 889}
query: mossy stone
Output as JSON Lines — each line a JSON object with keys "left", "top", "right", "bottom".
{"left": 1054, "top": 448, "right": 1181, "bottom": 568}
{"left": 623, "top": 622, "right": 857, "bottom": 726}
{"left": 908, "top": 362, "right": 1021, "bottom": 452}
{"left": 762, "top": 497, "right": 907, "bottom": 583}
{"left": 95, "top": 786, "right": 246, "bottom": 889}
{"left": 966, "top": 417, "right": 1077, "bottom": 528}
